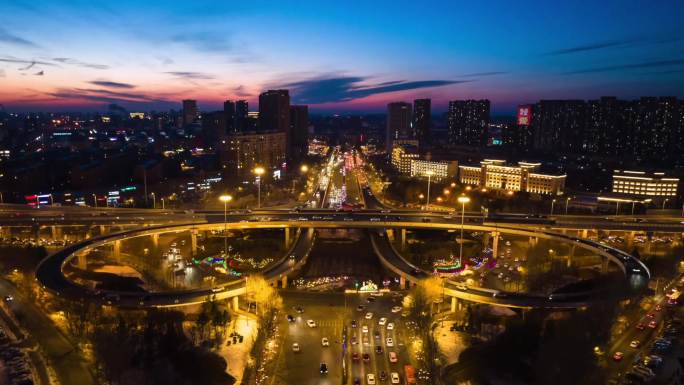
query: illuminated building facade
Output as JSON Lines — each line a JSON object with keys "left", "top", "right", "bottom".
{"left": 410, "top": 159, "right": 457, "bottom": 181}
{"left": 612, "top": 170, "right": 679, "bottom": 197}
{"left": 459, "top": 159, "right": 566, "bottom": 195}
{"left": 391, "top": 145, "right": 419, "bottom": 174}
{"left": 219, "top": 131, "right": 286, "bottom": 177}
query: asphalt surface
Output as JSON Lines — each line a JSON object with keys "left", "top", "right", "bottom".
{"left": 275, "top": 291, "right": 411, "bottom": 385}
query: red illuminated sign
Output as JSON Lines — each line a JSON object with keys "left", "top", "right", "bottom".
{"left": 517, "top": 105, "right": 532, "bottom": 126}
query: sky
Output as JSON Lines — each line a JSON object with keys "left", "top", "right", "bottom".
{"left": 1, "top": 0, "right": 683, "bottom": 115}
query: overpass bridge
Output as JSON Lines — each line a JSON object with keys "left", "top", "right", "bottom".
{"left": 34, "top": 211, "right": 651, "bottom": 310}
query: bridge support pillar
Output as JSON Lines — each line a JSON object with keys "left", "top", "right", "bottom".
{"left": 399, "top": 276, "right": 406, "bottom": 290}
{"left": 151, "top": 233, "right": 159, "bottom": 248}
{"left": 626, "top": 231, "right": 635, "bottom": 250}
{"left": 281, "top": 275, "right": 288, "bottom": 289}
{"left": 232, "top": 296, "right": 239, "bottom": 311}
{"left": 492, "top": 232, "right": 500, "bottom": 258}
{"left": 568, "top": 244, "right": 576, "bottom": 267}
{"left": 285, "top": 227, "right": 291, "bottom": 248}
{"left": 482, "top": 232, "right": 491, "bottom": 250}
{"left": 33, "top": 225, "right": 41, "bottom": 241}
{"left": 451, "top": 297, "right": 458, "bottom": 312}
{"left": 581, "top": 229, "right": 588, "bottom": 239}
{"left": 528, "top": 236, "right": 538, "bottom": 246}
{"left": 51, "top": 226, "right": 62, "bottom": 240}
{"left": 99, "top": 225, "right": 107, "bottom": 236}
{"left": 190, "top": 230, "right": 198, "bottom": 256}
{"left": 113, "top": 240, "right": 121, "bottom": 261}
{"left": 0, "top": 226, "right": 10, "bottom": 239}
{"left": 400, "top": 228, "right": 406, "bottom": 251}
{"left": 77, "top": 253, "right": 87, "bottom": 269}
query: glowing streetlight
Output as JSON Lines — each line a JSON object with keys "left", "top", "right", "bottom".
{"left": 443, "top": 189, "right": 450, "bottom": 195}
{"left": 457, "top": 195, "right": 471, "bottom": 266}
{"left": 300, "top": 164, "right": 309, "bottom": 173}
{"left": 550, "top": 198, "right": 556, "bottom": 215}
{"left": 662, "top": 198, "right": 669, "bottom": 210}
{"left": 151, "top": 192, "right": 156, "bottom": 209}
{"left": 425, "top": 171, "right": 434, "bottom": 211}
{"left": 219, "top": 195, "right": 233, "bottom": 254}
{"left": 450, "top": 182, "right": 456, "bottom": 188}
{"left": 436, "top": 197, "right": 443, "bottom": 203}
{"left": 565, "top": 197, "right": 571, "bottom": 215}
{"left": 253, "top": 167, "right": 265, "bottom": 208}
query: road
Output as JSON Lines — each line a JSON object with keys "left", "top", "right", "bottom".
{"left": 274, "top": 291, "right": 411, "bottom": 385}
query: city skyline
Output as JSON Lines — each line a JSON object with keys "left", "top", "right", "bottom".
{"left": 1, "top": 1, "right": 684, "bottom": 114}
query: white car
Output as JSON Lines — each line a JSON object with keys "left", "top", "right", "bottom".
{"left": 387, "top": 322, "right": 394, "bottom": 330}
{"left": 391, "top": 372, "right": 400, "bottom": 384}
{"left": 365, "top": 312, "right": 373, "bottom": 320}
{"left": 389, "top": 351, "right": 398, "bottom": 363}
{"left": 386, "top": 337, "right": 394, "bottom": 347}
{"left": 321, "top": 337, "right": 330, "bottom": 346}
{"left": 367, "top": 373, "right": 376, "bottom": 384}
{"left": 391, "top": 306, "right": 402, "bottom": 313}
{"left": 362, "top": 325, "right": 369, "bottom": 333}
{"left": 292, "top": 342, "right": 300, "bottom": 352}
{"left": 378, "top": 317, "right": 387, "bottom": 326}
{"left": 307, "top": 320, "right": 317, "bottom": 328}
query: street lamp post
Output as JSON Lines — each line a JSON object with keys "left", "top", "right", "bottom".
{"left": 219, "top": 195, "right": 233, "bottom": 254}
{"left": 631, "top": 201, "right": 636, "bottom": 216}
{"left": 151, "top": 192, "right": 156, "bottom": 209}
{"left": 425, "top": 171, "right": 434, "bottom": 211}
{"left": 662, "top": 198, "right": 669, "bottom": 210}
{"left": 457, "top": 196, "right": 470, "bottom": 267}
{"left": 161, "top": 198, "right": 165, "bottom": 210}
{"left": 253, "top": 167, "right": 265, "bottom": 209}
{"left": 550, "top": 199, "right": 556, "bottom": 215}
{"left": 565, "top": 197, "right": 571, "bottom": 215}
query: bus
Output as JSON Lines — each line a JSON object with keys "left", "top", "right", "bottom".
{"left": 404, "top": 365, "right": 416, "bottom": 385}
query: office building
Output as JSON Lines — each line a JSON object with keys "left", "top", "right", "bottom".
{"left": 612, "top": 170, "right": 679, "bottom": 197}
{"left": 413, "top": 99, "right": 431, "bottom": 144}
{"left": 182, "top": 99, "right": 198, "bottom": 126}
{"left": 391, "top": 144, "right": 419, "bottom": 174}
{"left": 259, "top": 90, "right": 290, "bottom": 161}
{"left": 410, "top": 159, "right": 458, "bottom": 181}
{"left": 447, "top": 100, "right": 490, "bottom": 146}
{"left": 386, "top": 102, "right": 412, "bottom": 152}
{"left": 459, "top": 159, "right": 566, "bottom": 195}
{"left": 290, "top": 105, "right": 309, "bottom": 164}
{"left": 503, "top": 105, "right": 535, "bottom": 150}
{"left": 531, "top": 100, "right": 586, "bottom": 153}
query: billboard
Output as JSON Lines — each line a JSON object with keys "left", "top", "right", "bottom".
{"left": 517, "top": 105, "right": 532, "bottom": 126}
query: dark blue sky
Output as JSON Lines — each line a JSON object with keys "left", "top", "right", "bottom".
{"left": 1, "top": 0, "right": 683, "bottom": 114}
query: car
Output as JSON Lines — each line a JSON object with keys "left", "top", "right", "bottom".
{"left": 365, "top": 312, "right": 374, "bottom": 320}
{"left": 389, "top": 351, "right": 398, "bottom": 363}
{"left": 387, "top": 322, "right": 394, "bottom": 330}
{"left": 379, "top": 371, "right": 387, "bottom": 381}
{"left": 362, "top": 353, "right": 370, "bottom": 362}
{"left": 613, "top": 351, "right": 624, "bottom": 361}
{"left": 295, "top": 306, "right": 304, "bottom": 313}
{"left": 354, "top": 378, "right": 361, "bottom": 385}
{"left": 374, "top": 331, "right": 381, "bottom": 339}
{"left": 391, "top": 306, "right": 402, "bottom": 313}
{"left": 287, "top": 315, "right": 295, "bottom": 322}
{"left": 363, "top": 335, "right": 370, "bottom": 345}
{"left": 655, "top": 304, "right": 662, "bottom": 311}
{"left": 646, "top": 313, "right": 655, "bottom": 318}
{"left": 320, "top": 363, "right": 328, "bottom": 374}
{"left": 648, "top": 320, "right": 657, "bottom": 329}
{"left": 321, "top": 337, "right": 330, "bottom": 346}
{"left": 362, "top": 325, "right": 369, "bottom": 333}
{"left": 307, "top": 320, "right": 317, "bottom": 328}
{"left": 292, "top": 342, "right": 300, "bottom": 352}
{"left": 4, "top": 295, "right": 13, "bottom": 302}
{"left": 375, "top": 346, "right": 383, "bottom": 354}
{"left": 378, "top": 317, "right": 387, "bottom": 326}
{"left": 351, "top": 320, "right": 358, "bottom": 328}
{"left": 636, "top": 323, "right": 646, "bottom": 330}
{"left": 357, "top": 305, "right": 366, "bottom": 312}
{"left": 390, "top": 372, "right": 400, "bottom": 384}
{"left": 629, "top": 340, "right": 640, "bottom": 348}
{"left": 386, "top": 337, "right": 394, "bottom": 347}
{"left": 352, "top": 352, "right": 360, "bottom": 361}
{"left": 366, "top": 296, "right": 376, "bottom": 303}
{"left": 367, "top": 373, "right": 376, "bottom": 384}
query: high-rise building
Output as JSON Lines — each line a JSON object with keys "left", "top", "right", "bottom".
{"left": 223, "top": 100, "right": 236, "bottom": 134}
{"left": 235, "top": 100, "right": 248, "bottom": 133}
{"left": 504, "top": 105, "right": 535, "bottom": 151}
{"left": 182, "top": 99, "right": 198, "bottom": 126}
{"left": 531, "top": 100, "right": 586, "bottom": 153}
{"left": 386, "top": 102, "right": 412, "bottom": 152}
{"left": 412, "top": 99, "right": 431, "bottom": 144}
{"left": 447, "top": 100, "right": 490, "bottom": 147}
{"left": 219, "top": 131, "right": 287, "bottom": 177}
{"left": 632, "top": 97, "right": 682, "bottom": 162}
{"left": 259, "top": 90, "right": 291, "bottom": 160}
{"left": 290, "top": 105, "right": 309, "bottom": 164}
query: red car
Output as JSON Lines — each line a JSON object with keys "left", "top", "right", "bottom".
{"left": 636, "top": 323, "right": 646, "bottom": 330}
{"left": 362, "top": 353, "right": 370, "bottom": 362}
{"left": 352, "top": 353, "right": 360, "bottom": 362}
{"left": 613, "top": 352, "right": 624, "bottom": 361}
{"left": 648, "top": 320, "right": 658, "bottom": 329}
{"left": 646, "top": 313, "right": 655, "bottom": 319}
{"left": 655, "top": 304, "right": 662, "bottom": 311}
